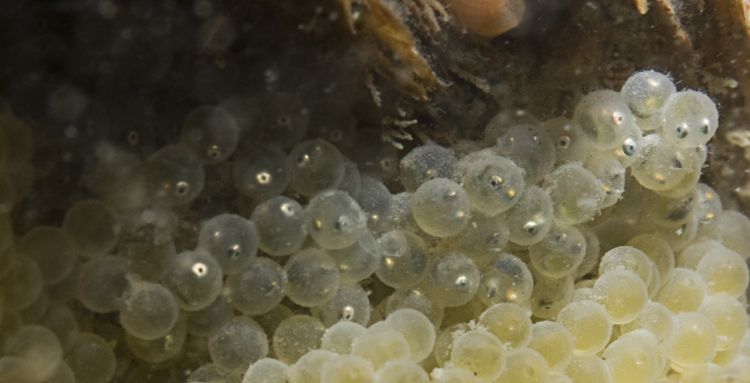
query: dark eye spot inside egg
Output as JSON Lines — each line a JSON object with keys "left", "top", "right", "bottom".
{"left": 175, "top": 181, "right": 190, "bottom": 197}
{"left": 557, "top": 136, "right": 571, "bottom": 149}
{"left": 675, "top": 125, "right": 688, "bottom": 139}
{"left": 622, "top": 138, "right": 636, "bottom": 156}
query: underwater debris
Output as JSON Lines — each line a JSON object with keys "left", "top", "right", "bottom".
{"left": 337, "top": 0, "right": 442, "bottom": 100}
{"left": 445, "top": 0, "right": 526, "bottom": 38}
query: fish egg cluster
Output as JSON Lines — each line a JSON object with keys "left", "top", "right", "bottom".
{"left": 0, "top": 70, "right": 748, "bottom": 383}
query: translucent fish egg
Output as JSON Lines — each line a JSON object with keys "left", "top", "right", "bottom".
{"left": 273, "top": 315, "right": 326, "bottom": 364}
{"left": 64, "top": 333, "right": 117, "bottom": 383}
{"left": 376, "top": 230, "right": 429, "bottom": 289}
{"left": 62, "top": 199, "right": 121, "bottom": 258}
{"left": 593, "top": 269, "right": 648, "bottom": 324}
{"left": 450, "top": 329, "right": 506, "bottom": 381}
{"left": 327, "top": 232, "right": 382, "bottom": 283}
{"left": 164, "top": 250, "right": 223, "bottom": 311}
{"left": 462, "top": 155, "right": 525, "bottom": 216}
{"left": 338, "top": 161, "right": 362, "bottom": 200}
{"left": 627, "top": 233, "right": 675, "bottom": 280}
{"left": 656, "top": 267, "right": 707, "bottom": 313}
{"left": 556, "top": 300, "right": 612, "bottom": 355}
{"left": 225, "top": 256, "right": 285, "bottom": 316}
{"left": 478, "top": 303, "right": 532, "bottom": 348}
{"left": 261, "top": 92, "right": 310, "bottom": 150}
{"left": 288, "top": 138, "right": 345, "bottom": 197}
{"left": 125, "top": 317, "right": 186, "bottom": 364}
{"left": 351, "top": 323, "right": 410, "bottom": 369}
{"left": 3, "top": 325, "right": 62, "bottom": 382}
{"left": 180, "top": 105, "right": 239, "bottom": 163}
{"left": 705, "top": 210, "right": 750, "bottom": 258}
{"left": 620, "top": 301, "right": 676, "bottom": 346}
{"left": 694, "top": 183, "right": 723, "bottom": 230}
{"left": 424, "top": 252, "right": 480, "bottom": 307}
{"left": 198, "top": 213, "right": 258, "bottom": 274}
{"left": 501, "top": 186, "right": 554, "bottom": 246}
{"left": 543, "top": 163, "right": 606, "bottom": 225}
{"left": 455, "top": 213, "right": 510, "bottom": 267}
{"left": 18, "top": 226, "right": 76, "bottom": 285}
{"left": 375, "top": 359, "right": 430, "bottom": 383}
{"left": 584, "top": 152, "right": 626, "bottom": 208}
{"left": 527, "top": 321, "right": 575, "bottom": 370}
{"left": 660, "top": 90, "right": 719, "bottom": 148}
{"left": 698, "top": 294, "right": 747, "bottom": 351}
{"left": 251, "top": 196, "right": 307, "bottom": 256}
{"left": 385, "top": 289, "right": 444, "bottom": 327}
{"left": 306, "top": 190, "right": 367, "bottom": 250}
{"left": 620, "top": 70, "right": 676, "bottom": 118}
{"left": 573, "top": 90, "right": 634, "bottom": 150}
{"left": 312, "top": 283, "right": 371, "bottom": 326}
{"left": 141, "top": 144, "right": 205, "bottom": 206}
{"left": 399, "top": 143, "right": 457, "bottom": 192}
{"left": 0, "top": 257, "right": 44, "bottom": 310}
{"left": 542, "top": 117, "right": 592, "bottom": 165}
{"left": 529, "top": 223, "right": 587, "bottom": 278}
{"left": 321, "top": 321, "right": 367, "bottom": 355}
{"left": 76, "top": 255, "right": 129, "bottom": 313}
{"left": 667, "top": 312, "right": 717, "bottom": 369}
{"left": 477, "top": 253, "right": 534, "bottom": 306}
{"left": 631, "top": 134, "right": 698, "bottom": 191}
{"left": 498, "top": 347, "right": 550, "bottom": 383}
{"left": 530, "top": 273, "right": 574, "bottom": 320}
{"left": 288, "top": 350, "right": 335, "bottom": 383}
{"left": 283, "top": 248, "right": 340, "bottom": 307}
{"left": 357, "top": 175, "right": 392, "bottom": 232}
{"left": 119, "top": 280, "right": 179, "bottom": 340}
{"left": 603, "top": 330, "right": 663, "bottom": 383}
{"left": 410, "top": 178, "right": 471, "bottom": 238}
{"left": 495, "top": 124, "right": 556, "bottom": 184}
{"left": 320, "top": 354, "right": 375, "bottom": 383}
{"left": 598, "top": 245, "right": 654, "bottom": 285}
{"left": 695, "top": 244, "right": 749, "bottom": 297}
{"left": 565, "top": 355, "right": 610, "bottom": 383}
{"left": 243, "top": 358, "right": 289, "bottom": 383}
{"left": 385, "top": 309, "right": 436, "bottom": 362}
{"left": 208, "top": 316, "right": 269, "bottom": 374}
{"left": 610, "top": 120, "right": 644, "bottom": 167}
{"left": 233, "top": 145, "right": 290, "bottom": 201}
{"left": 187, "top": 295, "right": 234, "bottom": 338}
